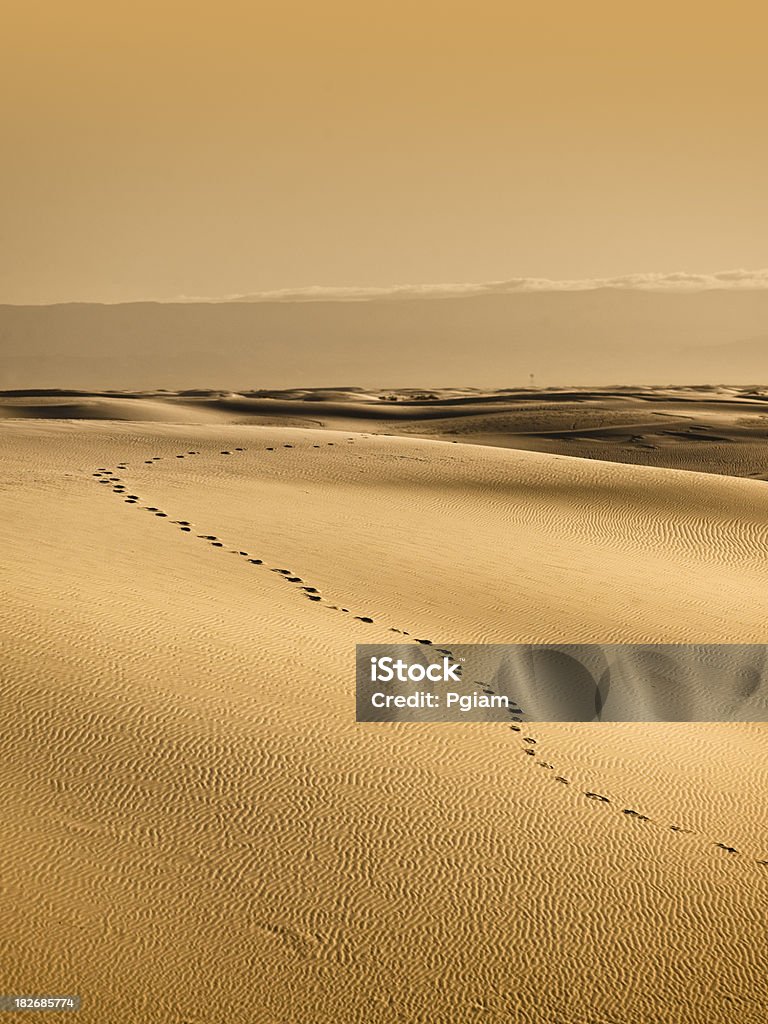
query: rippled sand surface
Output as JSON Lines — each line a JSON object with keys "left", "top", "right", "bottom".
{"left": 1, "top": 406, "right": 767, "bottom": 1023}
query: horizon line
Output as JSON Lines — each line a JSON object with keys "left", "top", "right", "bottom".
{"left": 6, "top": 268, "right": 768, "bottom": 306}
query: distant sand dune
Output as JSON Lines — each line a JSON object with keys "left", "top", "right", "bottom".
{"left": 0, "top": 396, "right": 232, "bottom": 422}
{"left": 4, "top": 384, "right": 768, "bottom": 477}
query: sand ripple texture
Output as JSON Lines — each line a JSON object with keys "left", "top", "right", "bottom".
{"left": 0, "top": 420, "right": 767, "bottom": 1023}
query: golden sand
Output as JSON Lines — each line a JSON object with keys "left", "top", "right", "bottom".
{"left": 1, "top": 392, "right": 766, "bottom": 1022}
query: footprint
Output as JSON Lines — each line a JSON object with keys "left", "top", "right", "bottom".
{"left": 670, "top": 826, "right": 694, "bottom": 834}
{"left": 180, "top": 527, "right": 191, "bottom": 532}
{"left": 221, "top": 451, "right": 232, "bottom": 455}
{"left": 555, "top": 777, "right": 569, "bottom": 784}
{"left": 307, "top": 595, "right": 322, "bottom": 602}
{"left": 285, "top": 577, "right": 302, "bottom": 583}
{"left": 537, "top": 762, "right": 555, "bottom": 769}
{"left": 266, "top": 447, "right": 275, "bottom": 451}
{"left": 509, "top": 725, "right": 521, "bottom": 732}
{"left": 623, "top": 810, "right": 650, "bottom": 821}
{"left": 714, "top": 843, "right": 738, "bottom": 854}
{"left": 234, "top": 447, "right": 245, "bottom": 451}
{"left": 522, "top": 737, "right": 536, "bottom": 744}
{"left": 523, "top": 749, "right": 535, "bottom": 756}
{"left": 175, "top": 521, "right": 191, "bottom": 526}
{"left": 284, "top": 444, "right": 293, "bottom": 448}
{"left": 211, "top": 542, "right": 223, "bottom": 547}
{"left": 155, "top": 513, "right": 167, "bottom": 517}
{"left": 198, "top": 535, "right": 218, "bottom": 540}
{"left": 355, "top": 616, "right": 374, "bottom": 623}
{"left": 248, "top": 559, "right": 263, "bottom": 565}
{"left": 585, "top": 793, "right": 610, "bottom": 803}
{"left": 415, "top": 639, "right": 432, "bottom": 645}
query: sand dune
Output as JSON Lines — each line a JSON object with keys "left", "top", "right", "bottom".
{"left": 5, "top": 384, "right": 768, "bottom": 477}
{"left": 1, "top": 412, "right": 766, "bottom": 1022}
{"left": 0, "top": 396, "right": 233, "bottom": 422}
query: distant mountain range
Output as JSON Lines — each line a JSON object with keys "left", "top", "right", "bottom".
{"left": 2, "top": 289, "right": 768, "bottom": 389}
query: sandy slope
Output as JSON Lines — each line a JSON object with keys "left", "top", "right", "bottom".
{"left": 1, "top": 418, "right": 767, "bottom": 1023}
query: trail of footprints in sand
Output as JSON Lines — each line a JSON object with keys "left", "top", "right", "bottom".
{"left": 92, "top": 442, "right": 767, "bottom": 870}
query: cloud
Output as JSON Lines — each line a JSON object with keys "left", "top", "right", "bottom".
{"left": 173, "top": 268, "right": 768, "bottom": 303}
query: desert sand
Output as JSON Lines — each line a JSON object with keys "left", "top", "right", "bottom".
{"left": 1, "top": 388, "right": 767, "bottom": 1022}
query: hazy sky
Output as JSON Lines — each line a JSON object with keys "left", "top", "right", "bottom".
{"left": 3, "top": 1, "right": 767, "bottom": 303}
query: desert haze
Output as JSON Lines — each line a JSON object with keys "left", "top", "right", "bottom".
{"left": 1, "top": 385, "right": 767, "bottom": 1022}
{"left": 3, "top": 288, "right": 768, "bottom": 389}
